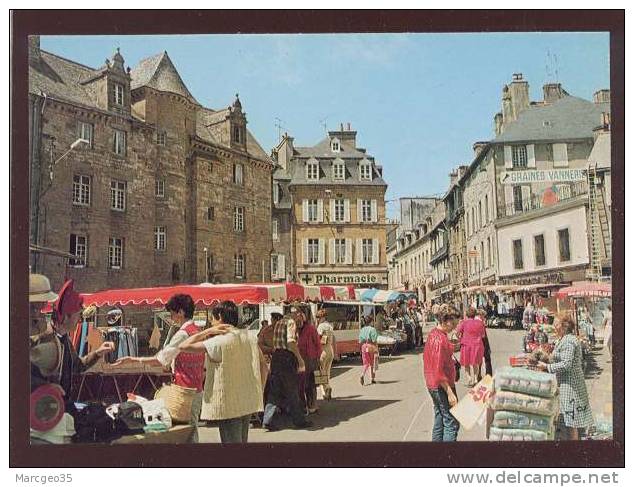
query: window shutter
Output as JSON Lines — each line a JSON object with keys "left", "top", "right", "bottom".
{"left": 521, "top": 185, "right": 531, "bottom": 211}
{"left": 317, "top": 199, "right": 324, "bottom": 222}
{"left": 504, "top": 145, "right": 513, "bottom": 169}
{"left": 303, "top": 239, "right": 308, "bottom": 265}
{"left": 373, "top": 239, "right": 379, "bottom": 264}
{"left": 553, "top": 143, "right": 569, "bottom": 167}
{"left": 527, "top": 144, "right": 536, "bottom": 168}
{"left": 329, "top": 238, "right": 336, "bottom": 265}
{"left": 344, "top": 199, "right": 351, "bottom": 222}
{"left": 345, "top": 239, "right": 353, "bottom": 265}
{"left": 279, "top": 254, "right": 286, "bottom": 279}
{"left": 330, "top": 199, "right": 335, "bottom": 223}
{"left": 302, "top": 200, "right": 308, "bottom": 223}
{"left": 371, "top": 200, "right": 378, "bottom": 222}
{"left": 357, "top": 199, "right": 362, "bottom": 223}
{"left": 356, "top": 239, "right": 363, "bottom": 264}
{"left": 504, "top": 185, "right": 514, "bottom": 216}
{"left": 318, "top": 239, "right": 326, "bottom": 265}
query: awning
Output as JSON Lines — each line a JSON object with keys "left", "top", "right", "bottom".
{"left": 78, "top": 283, "right": 355, "bottom": 307}
{"left": 354, "top": 288, "right": 417, "bottom": 304}
{"left": 555, "top": 282, "right": 612, "bottom": 299}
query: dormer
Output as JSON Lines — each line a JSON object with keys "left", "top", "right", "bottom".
{"left": 330, "top": 137, "right": 341, "bottom": 153}
{"left": 332, "top": 158, "right": 345, "bottom": 181}
{"left": 82, "top": 48, "right": 132, "bottom": 116}
{"left": 306, "top": 157, "right": 320, "bottom": 181}
{"left": 229, "top": 94, "right": 247, "bottom": 150}
{"left": 358, "top": 158, "right": 373, "bottom": 181}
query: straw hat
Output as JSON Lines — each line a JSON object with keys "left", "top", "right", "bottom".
{"left": 30, "top": 333, "right": 63, "bottom": 380}
{"left": 82, "top": 304, "right": 97, "bottom": 319}
{"left": 29, "top": 274, "right": 58, "bottom": 303}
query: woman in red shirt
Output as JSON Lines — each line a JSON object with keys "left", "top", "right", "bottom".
{"left": 423, "top": 305, "right": 460, "bottom": 442}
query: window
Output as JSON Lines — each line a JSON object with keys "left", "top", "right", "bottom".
{"left": 513, "top": 186, "right": 524, "bottom": 212}
{"left": 512, "top": 145, "right": 527, "bottom": 168}
{"left": 232, "top": 125, "right": 243, "bottom": 144}
{"left": 359, "top": 163, "right": 372, "bottom": 181}
{"left": 72, "top": 175, "right": 90, "bottom": 206}
{"left": 307, "top": 199, "right": 318, "bottom": 222}
{"left": 207, "top": 207, "right": 215, "bottom": 221}
{"left": 113, "top": 129, "right": 126, "bottom": 156}
{"left": 233, "top": 207, "right": 244, "bottom": 232}
{"left": 306, "top": 161, "right": 319, "bottom": 180}
{"left": 307, "top": 239, "right": 320, "bottom": 265}
{"left": 487, "top": 237, "right": 492, "bottom": 268}
{"left": 114, "top": 83, "right": 124, "bottom": 105}
{"left": 360, "top": 200, "right": 372, "bottom": 223}
{"left": 108, "top": 237, "right": 123, "bottom": 269}
{"left": 534, "top": 234, "right": 546, "bottom": 266}
{"left": 271, "top": 254, "right": 279, "bottom": 279}
{"left": 233, "top": 163, "right": 243, "bottom": 185}
{"left": 334, "top": 199, "right": 345, "bottom": 223}
{"left": 273, "top": 183, "right": 280, "bottom": 204}
{"left": 512, "top": 239, "right": 523, "bottom": 270}
{"left": 331, "top": 139, "right": 340, "bottom": 152}
{"left": 78, "top": 121, "right": 93, "bottom": 147}
{"left": 110, "top": 180, "right": 126, "bottom": 211}
{"left": 362, "top": 239, "right": 374, "bottom": 265}
{"left": 480, "top": 242, "right": 485, "bottom": 270}
{"left": 272, "top": 219, "right": 279, "bottom": 241}
{"left": 69, "top": 234, "right": 87, "bottom": 267}
{"left": 206, "top": 255, "right": 214, "bottom": 281}
{"left": 333, "top": 161, "right": 345, "bottom": 180}
{"left": 156, "top": 131, "right": 166, "bottom": 146}
{"left": 472, "top": 207, "right": 476, "bottom": 231}
{"left": 234, "top": 254, "right": 245, "bottom": 278}
{"left": 478, "top": 201, "right": 483, "bottom": 228}
{"left": 558, "top": 228, "right": 571, "bottom": 262}
{"left": 334, "top": 238, "right": 346, "bottom": 264}
{"left": 154, "top": 226, "right": 166, "bottom": 251}
{"left": 485, "top": 194, "right": 489, "bottom": 222}
{"left": 155, "top": 179, "right": 165, "bottom": 198}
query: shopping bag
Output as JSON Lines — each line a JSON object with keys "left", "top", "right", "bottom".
{"left": 450, "top": 375, "right": 494, "bottom": 430}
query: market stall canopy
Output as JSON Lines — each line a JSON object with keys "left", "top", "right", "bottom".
{"left": 79, "top": 283, "right": 355, "bottom": 307}
{"left": 355, "top": 288, "right": 416, "bottom": 303}
{"left": 555, "top": 282, "right": 612, "bottom": 299}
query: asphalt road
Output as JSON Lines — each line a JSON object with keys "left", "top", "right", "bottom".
{"left": 198, "top": 327, "right": 527, "bottom": 443}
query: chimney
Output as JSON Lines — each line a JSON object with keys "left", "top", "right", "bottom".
{"left": 28, "top": 35, "right": 40, "bottom": 66}
{"left": 449, "top": 169, "right": 459, "bottom": 186}
{"left": 508, "top": 73, "right": 530, "bottom": 122}
{"left": 543, "top": 83, "right": 564, "bottom": 104}
{"left": 340, "top": 123, "right": 344, "bottom": 131}
{"left": 328, "top": 122, "right": 357, "bottom": 149}
{"left": 347, "top": 122, "right": 351, "bottom": 130}
{"left": 593, "top": 89, "right": 610, "bottom": 104}
{"left": 494, "top": 112, "right": 504, "bottom": 136}
{"left": 473, "top": 141, "right": 487, "bottom": 158}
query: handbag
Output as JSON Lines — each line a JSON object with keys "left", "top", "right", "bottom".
{"left": 314, "top": 369, "right": 328, "bottom": 385}
{"left": 154, "top": 383, "right": 197, "bottom": 424}
{"left": 453, "top": 356, "right": 461, "bottom": 381}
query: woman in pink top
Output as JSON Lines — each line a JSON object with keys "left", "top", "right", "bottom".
{"left": 456, "top": 307, "right": 486, "bottom": 387}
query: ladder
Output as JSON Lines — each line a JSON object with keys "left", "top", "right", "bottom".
{"left": 587, "top": 163, "right": 609, "bottom": 280}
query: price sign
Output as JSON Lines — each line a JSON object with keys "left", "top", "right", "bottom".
{"left": 450, "top": 375, "right": 494, "bottom": 430}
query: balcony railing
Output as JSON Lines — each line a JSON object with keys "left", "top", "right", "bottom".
{"left": 499, "top": 180, "right": 587, "bottom": 219}
{"left": 430, "top": 276, "right": 451, "bottom": 290}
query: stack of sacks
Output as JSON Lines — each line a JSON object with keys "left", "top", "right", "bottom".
{"left": 490, "top": 366, "right": 558, "bottom": 441}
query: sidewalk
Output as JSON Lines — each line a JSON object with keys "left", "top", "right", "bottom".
{"left": 584, "top": 340, "right": 613, "bottom": 431}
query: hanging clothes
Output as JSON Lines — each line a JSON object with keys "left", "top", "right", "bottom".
{"left": 149, "top": 324, "right": 161, "bottom": 350}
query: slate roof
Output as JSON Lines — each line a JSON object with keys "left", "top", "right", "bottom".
{"left": 196, "top": 107, "right": 271, "bottom": 161}
{"left": 130, "top": 52, "right": 198, "bottom": 104}
{"left": 295, "top": 137, "right": 370, "bottom": 159}
{"left": 289, "top": 158, "right": 387, "bottom": 187}
{"left": 30, "top": 51, "right": 100, "bottom": 108}
{"left": 588, "top": 132, "right": 611, "bottom": 170}
{"left": 494, "top": 95, "right": 610, "bottom": 143}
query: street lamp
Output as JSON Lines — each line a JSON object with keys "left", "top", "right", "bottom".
{"left": 48, "top": 138, "right": 89, "bottom": 181}
{"left": 203, "top": 247, "right": 209, "bottom": 283}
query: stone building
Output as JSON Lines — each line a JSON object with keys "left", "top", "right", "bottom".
{"left": 29, "top": 37, "right": 274, "bottom": 291}
{"left": 442, "top": 165, "right": 469, "bottom": 293}
{"left": 272, "top": 124, "right": 388, "bottom": 287}
{"left": 488, "top": 76, "right": 610, "bottom": 285}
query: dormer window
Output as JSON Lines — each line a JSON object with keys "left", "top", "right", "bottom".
{"left": 232, "top": 125, "right": 243, "bottom": 144}
{"left": 333, "top": 159, "right": 345, "bottom": 180}
{"left": 359, "top": 160, "right": 372, "bottom": 181}
{"left": 331, "top": 138, "right": 341, "bottom": 153}
{"left": 114, "top": 83, "right": 124, "bottom": 106}
{"left": 306, "top": 159, "right": 319, "bottom": 181}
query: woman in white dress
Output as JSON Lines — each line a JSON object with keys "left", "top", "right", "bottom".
{"left": 316, "top": 309, "right": 335, "bottom": 400}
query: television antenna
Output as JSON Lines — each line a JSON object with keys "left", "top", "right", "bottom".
{"left": 274, "top": 117, "right": 286, "bottom": 142}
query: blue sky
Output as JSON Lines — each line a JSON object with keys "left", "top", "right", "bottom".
{"left": 41, "top": 33, "right": 610, "bottom": 219}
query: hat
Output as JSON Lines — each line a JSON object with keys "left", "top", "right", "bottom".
{"left": 29, "top": 274, "right": 58, "bottom": 303}
{"left": 30, "top": 333, "right": 63, "bottom": 379}
{"left": 82, "top": 304, "right": 97, "bottom": 319}
{"left": 54, "top": 280, "right": 83, "bottom": 325}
